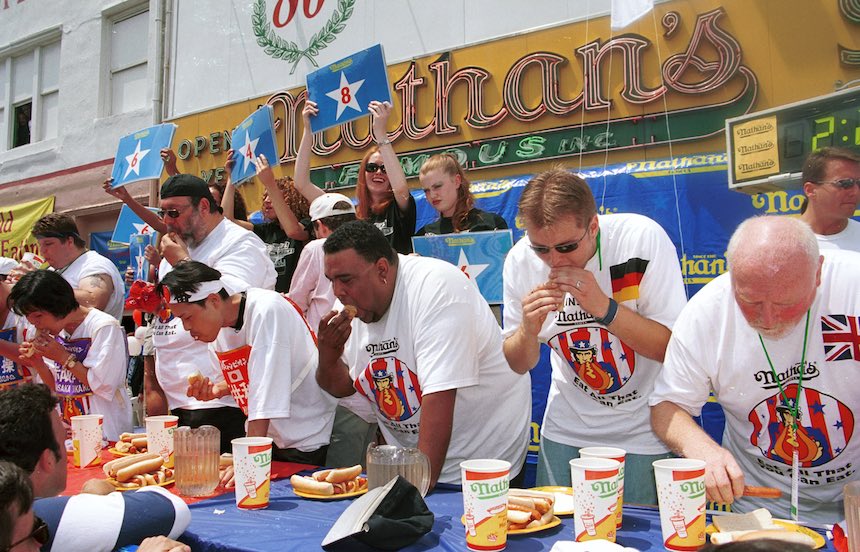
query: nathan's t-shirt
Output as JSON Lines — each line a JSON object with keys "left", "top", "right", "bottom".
{"left": 46, "top": 308, "right": 132, "bottom": 441}
{"left": 342, "top": 255, "right": 531, "bottom": 484}
{"left": 417, "top": 208, "right": 508, "bottom": 236}
{"left": 503, "top": 213, "right": 687, "bottom": 454}
{"left": 211, "top": 288, "right": 336, "bottom": 451}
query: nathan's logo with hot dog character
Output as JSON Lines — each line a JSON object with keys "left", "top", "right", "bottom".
{"left": 215, "top": 345, "right": 252, "bottom": 415}
{"left": 354, "top": 356, "right": 422, "bottom": 422}
{"left": 548, "top": 327, "right": 635, "bottom": 395}
{"left": 749, "top": 384, "right": 854, "bottom": 468}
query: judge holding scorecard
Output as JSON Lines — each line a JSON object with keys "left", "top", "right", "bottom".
{"left": 158, "top": 261, "right": 337, "bottom": 486}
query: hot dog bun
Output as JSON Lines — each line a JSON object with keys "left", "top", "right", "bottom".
{"left": 291, "top": 474, "right": 334, "bottom": 496}
{"left": 187, "top": 371, "right": 204, "bottom": 385}
{"left": 508, "top": 509, "right": 533, "bottom": 525}
{"left": 342, "top": 305, "right": 357, "bottom": 318}
{"left": 119, "top": 432, "right": 147, "bottom": 442}
{"left": 324, "top": 465, "right": 362, "bottom": 484}
{"left": 104, "top": 452, "right": 162, "bottom": 477}
{"left": 219, "top": 453, "right": 233, "bottom": 468}
{"left": 116, "top": 456, "right": 164, "bottom": 483}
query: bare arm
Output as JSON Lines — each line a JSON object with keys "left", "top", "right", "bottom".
{"left": 143, "top": 354, "right": 168, "bottom": 416}
{"left": 102, "top": 179, "right": 167, "bottom": 234}
{"left": 160, "top": 148, "right": 179, "bottom": 177}
{"left": 75, "top": 274, "right": 115, "bottom": 312}
{"left": 221, "top": 177, "right": 254, "bottom": 230}
{"left": 369, "top": 101, "right": 410, "bottom": 212}
{"left": 293, "top": 101, "right": 325, "bottom": 204}
{"left": 650, "top": 401, "right": 745, "bottom": 504}
{"left": 417, "top": 389, "right": 455, "bottom": 490}
{"left": 315, "top": 310, "right": 356, "bottom": 397}
{"left": 254, "top": 154, "right": 309, "bottom": 240}
{"left": 246, "top": 418, "right": 270, "bottom": 438}
{"left": 502, "top": 283, "right": 565, "bottom": 374}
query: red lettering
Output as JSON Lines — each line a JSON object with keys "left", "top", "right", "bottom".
{"left": 273, "top": 0, "right": 325, "bottom": 28}
{"left": 304, "top": 0, "right": 324, "bottom": 18}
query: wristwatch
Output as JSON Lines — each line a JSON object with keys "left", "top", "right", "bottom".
{"left": 63, "top": 353, "right": 77, "bottom": 370}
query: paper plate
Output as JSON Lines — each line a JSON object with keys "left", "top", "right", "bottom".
{"left": 705, "top": 519, "right": 825, "bottom": 549}
{"left": 460, "top": 515, "right": 562, "bottom": 535}
{"left": 106, "top": 477, "right": 174, "bottom": 492}
{"left": 293, "top": 487, "right": 368, "bottom": 500}
{"left": 529, "top": 486, "right": 574, "bottom": 516}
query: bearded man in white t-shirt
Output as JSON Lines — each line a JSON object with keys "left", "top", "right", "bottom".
{"left": 317, "top": 220, "right": 531, "bottom": 489}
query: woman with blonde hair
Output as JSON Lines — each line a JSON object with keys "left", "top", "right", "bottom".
{"left": 417, "top": 153, "right": 507, "bottom": 235}
{"left": 294, "top": 100, "right": 416, "bottom": 253}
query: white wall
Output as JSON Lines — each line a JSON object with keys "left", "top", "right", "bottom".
{"left": 0, "top": 0, "right": 162, "bottom": 197}
{"left": 167, "top": 0, "right": 612, "bottom": 118}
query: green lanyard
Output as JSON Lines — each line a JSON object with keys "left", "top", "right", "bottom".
{"left": 757, "top": 309, "right": 810, "bottom": 521}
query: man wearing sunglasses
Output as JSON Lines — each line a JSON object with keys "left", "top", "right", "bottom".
{"left": 798, "top": 147, "right": 860, "bottom": 252}
{"left": 501, "top": 168, "right": 687, "bottom": 505}
{"left": 0, "top": 384, "right": 190, "bottom": 551}
{"left": 19, "top": 214, "right": 125, "bottom": 321}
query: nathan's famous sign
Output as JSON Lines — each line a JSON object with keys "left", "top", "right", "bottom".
{"left": 174, "top": 7, "right": 758, "bottom": 189}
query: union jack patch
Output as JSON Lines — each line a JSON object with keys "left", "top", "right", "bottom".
{"left": 821, "top": 314, "right": 860, "bottom": 362}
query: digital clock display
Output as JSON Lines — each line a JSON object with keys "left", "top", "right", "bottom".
{"left": 727, "top": 87, "right": 860, "bottom": 194}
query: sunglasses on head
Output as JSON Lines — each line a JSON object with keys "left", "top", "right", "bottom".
{"left": 529, "top": 227, "right": 590, "bottom": 255}
{"left": 365, "top": 163, "right": 387, "bottom": 174}
{"left": 4, "top": 516, "right": 49, "bottom": 551}
{"left": 818, "top": 178, "right": 860, "bottom": 190}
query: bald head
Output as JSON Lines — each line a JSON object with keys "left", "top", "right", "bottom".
{"left": 727, "top": 217, "right": 822, "bottom": 338}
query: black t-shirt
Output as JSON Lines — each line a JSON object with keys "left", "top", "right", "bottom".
{"left": 252, "top": 220, "right": 307, "bottom": 292}
{"left": 368, "top": 195, "right": 417, "bottom": 254}
{"left": 416, "top": 208, "right": 508, "bottom": 236}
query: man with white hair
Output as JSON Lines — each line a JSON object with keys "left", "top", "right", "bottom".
{"left": 650, "top": 216, "right": 860, "bottom": 524}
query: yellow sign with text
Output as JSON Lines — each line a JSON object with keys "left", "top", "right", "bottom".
{"left": 732, "top": 115, "right": 779, "bottom": 181}
{"left": 0, "top": 196, "right": 55, "bottom": 260}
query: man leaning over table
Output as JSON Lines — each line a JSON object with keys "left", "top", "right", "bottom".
{"left": 502, "top": 168, "right": 687, "bottom": 505}
{"left": 159, "top": 261, "right": 337, "bottom": 486}
{"left": 650, "top": 216, "right": 860, "bottom": 524}
{"left": 316, "top": 220, "right": 532, "bottom": 490}
{"left": 0, "top": 384, "right": 190, "bottom": 552}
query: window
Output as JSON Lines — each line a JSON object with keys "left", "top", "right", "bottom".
{"left": 108, "top": 9, "right": 149, "bottom": 114}
{"left": 0, "top": 38, "right": 60, "bottom": 151}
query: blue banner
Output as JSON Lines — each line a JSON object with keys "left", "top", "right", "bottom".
{"left": 110, "top": 123, "right": 177, "bottom": 188}
{"left": 230, "top": 105, "right": 278, "bottom": 185}
{"left": 411, "top": 230, "right": 513, "bottom": 305}
{"left": 306, "top": 44, "right": 392, "bottom": 133}
{"left": 90, "top": 231, "right": 129, "bottom": 287}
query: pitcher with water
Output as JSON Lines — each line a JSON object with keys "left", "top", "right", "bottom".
{"left": 366, "top": 443, "right": 430, "bottom": 497}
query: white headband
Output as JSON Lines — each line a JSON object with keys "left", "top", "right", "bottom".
{"left": 164, "top": 279, "right": 225, "bottom": 304}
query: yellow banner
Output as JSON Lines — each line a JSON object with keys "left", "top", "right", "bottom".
{"left": 731, "top": 115, "right": 779, "bottom": 181}
{"left": 0, "top": 196, "right": 55, "bottom": 260}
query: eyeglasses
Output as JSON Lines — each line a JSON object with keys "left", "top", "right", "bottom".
{"left": 529, "top": 227, "right": 590, "bottom": 255}
{"left": 365, "top": 163, "right": 387, "bottom": 174}
{"left": 5, "top": 516, "right": 50, "bottom": 551}
{"left": 817, "top": 178, "right": 860, "bottom": 190}
{"left": 157, "top": 204, "right": 191, "bottom": 219}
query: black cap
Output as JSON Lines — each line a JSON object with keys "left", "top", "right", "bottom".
{"left": 160, "top": 174, "right": 218, "bottom": 206}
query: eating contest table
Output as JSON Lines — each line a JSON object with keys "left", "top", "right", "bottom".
{"left": 65, "top": 451, "right": 835, "bottom": 551}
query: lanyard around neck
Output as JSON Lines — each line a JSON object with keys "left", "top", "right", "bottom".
{"left": 757, "top": 310, "right": 811, "bottom": 430}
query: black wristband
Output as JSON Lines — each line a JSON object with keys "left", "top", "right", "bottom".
{"left": 593, "top": 298, "right": 619, "bottom": 326}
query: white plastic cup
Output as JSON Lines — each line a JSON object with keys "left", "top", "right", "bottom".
{"left": 71, "top": 414, "right": 103, "bottom": 468}
{"left": 461, "top": 459, "right": 510, "bottom": 551}
{"left": 145, "top": 415, "right": 179, "bottom": 468}
{"left": 569, "top": 457, "right": 620, "bottom": 542}
{"left": 232, "top": 437, "right": 274, "bottom": 509}
{"left": 579, "top": 446, "right": 626, "bottom": 528}
{"left": 20, "top": 252, "right": 45, "bottom": 267}
{"left": 653, "top": 458, "right": 707, "bottom": 551}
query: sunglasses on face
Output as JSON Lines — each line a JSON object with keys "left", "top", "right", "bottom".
{"left": 365, "top": 163, "right": 387, "bottom": 174}
{"left": 529, "top": 227, "right": 590, "bottom": 255}
{"left": 5, "top": 516, "right": 49, "bottom": 551}
{"left": 157, "top": 204, "right": 191, "bottom": 219}
{"left": 819, "top": 178, "right": 860, "bottom": 190}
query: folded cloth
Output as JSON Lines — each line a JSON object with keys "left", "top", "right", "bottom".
{"left": 550, "top": 540, "right": 640, "bottom": 552}
{"left": 322, "top": 476, "right": 434, "bottom": 551}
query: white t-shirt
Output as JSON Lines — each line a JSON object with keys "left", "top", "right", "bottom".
{"left": 503, "top": 213, "right": 687, "bottom": 454}
{"left": 650, "top": 250, "right": 860, "bottom": 524}
{"left": 57, "top": 251, "right": 125, "bottom": 319}
{"left": 815, "top": 218, "right": 860, "bottom": 253}
{"left": 153, "top": 218, "right": 276, "bottom": 411}
{"left": 211, "top": 288, "right": 336, "bottom": 451}
{"left": 0, "top": 311, "right": 34, "bottom": 389}
{"left": 342, "top": 255, "right": 532, "bottom": 484}
{"left": 46, "top": 308, "right": 132, "bottom": 441}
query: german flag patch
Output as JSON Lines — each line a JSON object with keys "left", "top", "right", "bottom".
{"left": 610, "top": 258, "right": 649, "bottom": 302}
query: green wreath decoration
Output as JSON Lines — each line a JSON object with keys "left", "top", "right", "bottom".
{"left": 252, "top": 0, "right": 355, "bottom": 74}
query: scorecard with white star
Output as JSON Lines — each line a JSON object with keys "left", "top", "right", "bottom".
{"left": 110, "top": 123, "right": 177, "bottom": 188}
{"left": 306, "top": 44, "right": 392, "bottom": 133}
{"left": 229, "top": 105, "right": 279, "bottom": 185}
{"left": 110, "top": 204, "right": 159, "bottom": 246}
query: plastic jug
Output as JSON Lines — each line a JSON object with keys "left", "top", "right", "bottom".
{"left": 174, "top": 425, "right": 220, "bottom": 497}
{"left": 366, "top": 443, "right": 430, "bottom": 497}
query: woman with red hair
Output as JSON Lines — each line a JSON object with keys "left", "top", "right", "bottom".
{"left": 294, "top": 100, "right": 415, "bottom": 253}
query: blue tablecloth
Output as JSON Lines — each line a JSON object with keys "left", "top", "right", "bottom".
{"left": 180, "top": 477, "right": 833, "bottom": 551}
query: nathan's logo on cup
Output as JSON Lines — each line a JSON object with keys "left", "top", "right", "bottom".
{"left": 654, "top": 459, "right": 706, "bottom": 552}
{"left": 591, "top": 479, "right": 618, "bottom": 498}
{"left": 570, "top": 458, "right": 620, "bottom": 543}
{"left": 250, "top": 445, "right": 272, "bottom": 466}
{"left": 233, "top": 437, "right": 274, "bottom": 510}
{"left": 469, "top": 478, "right": 509, "bottom": 500}
{"left": 678, "top": 479, "right": 705, "bottom": 498}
